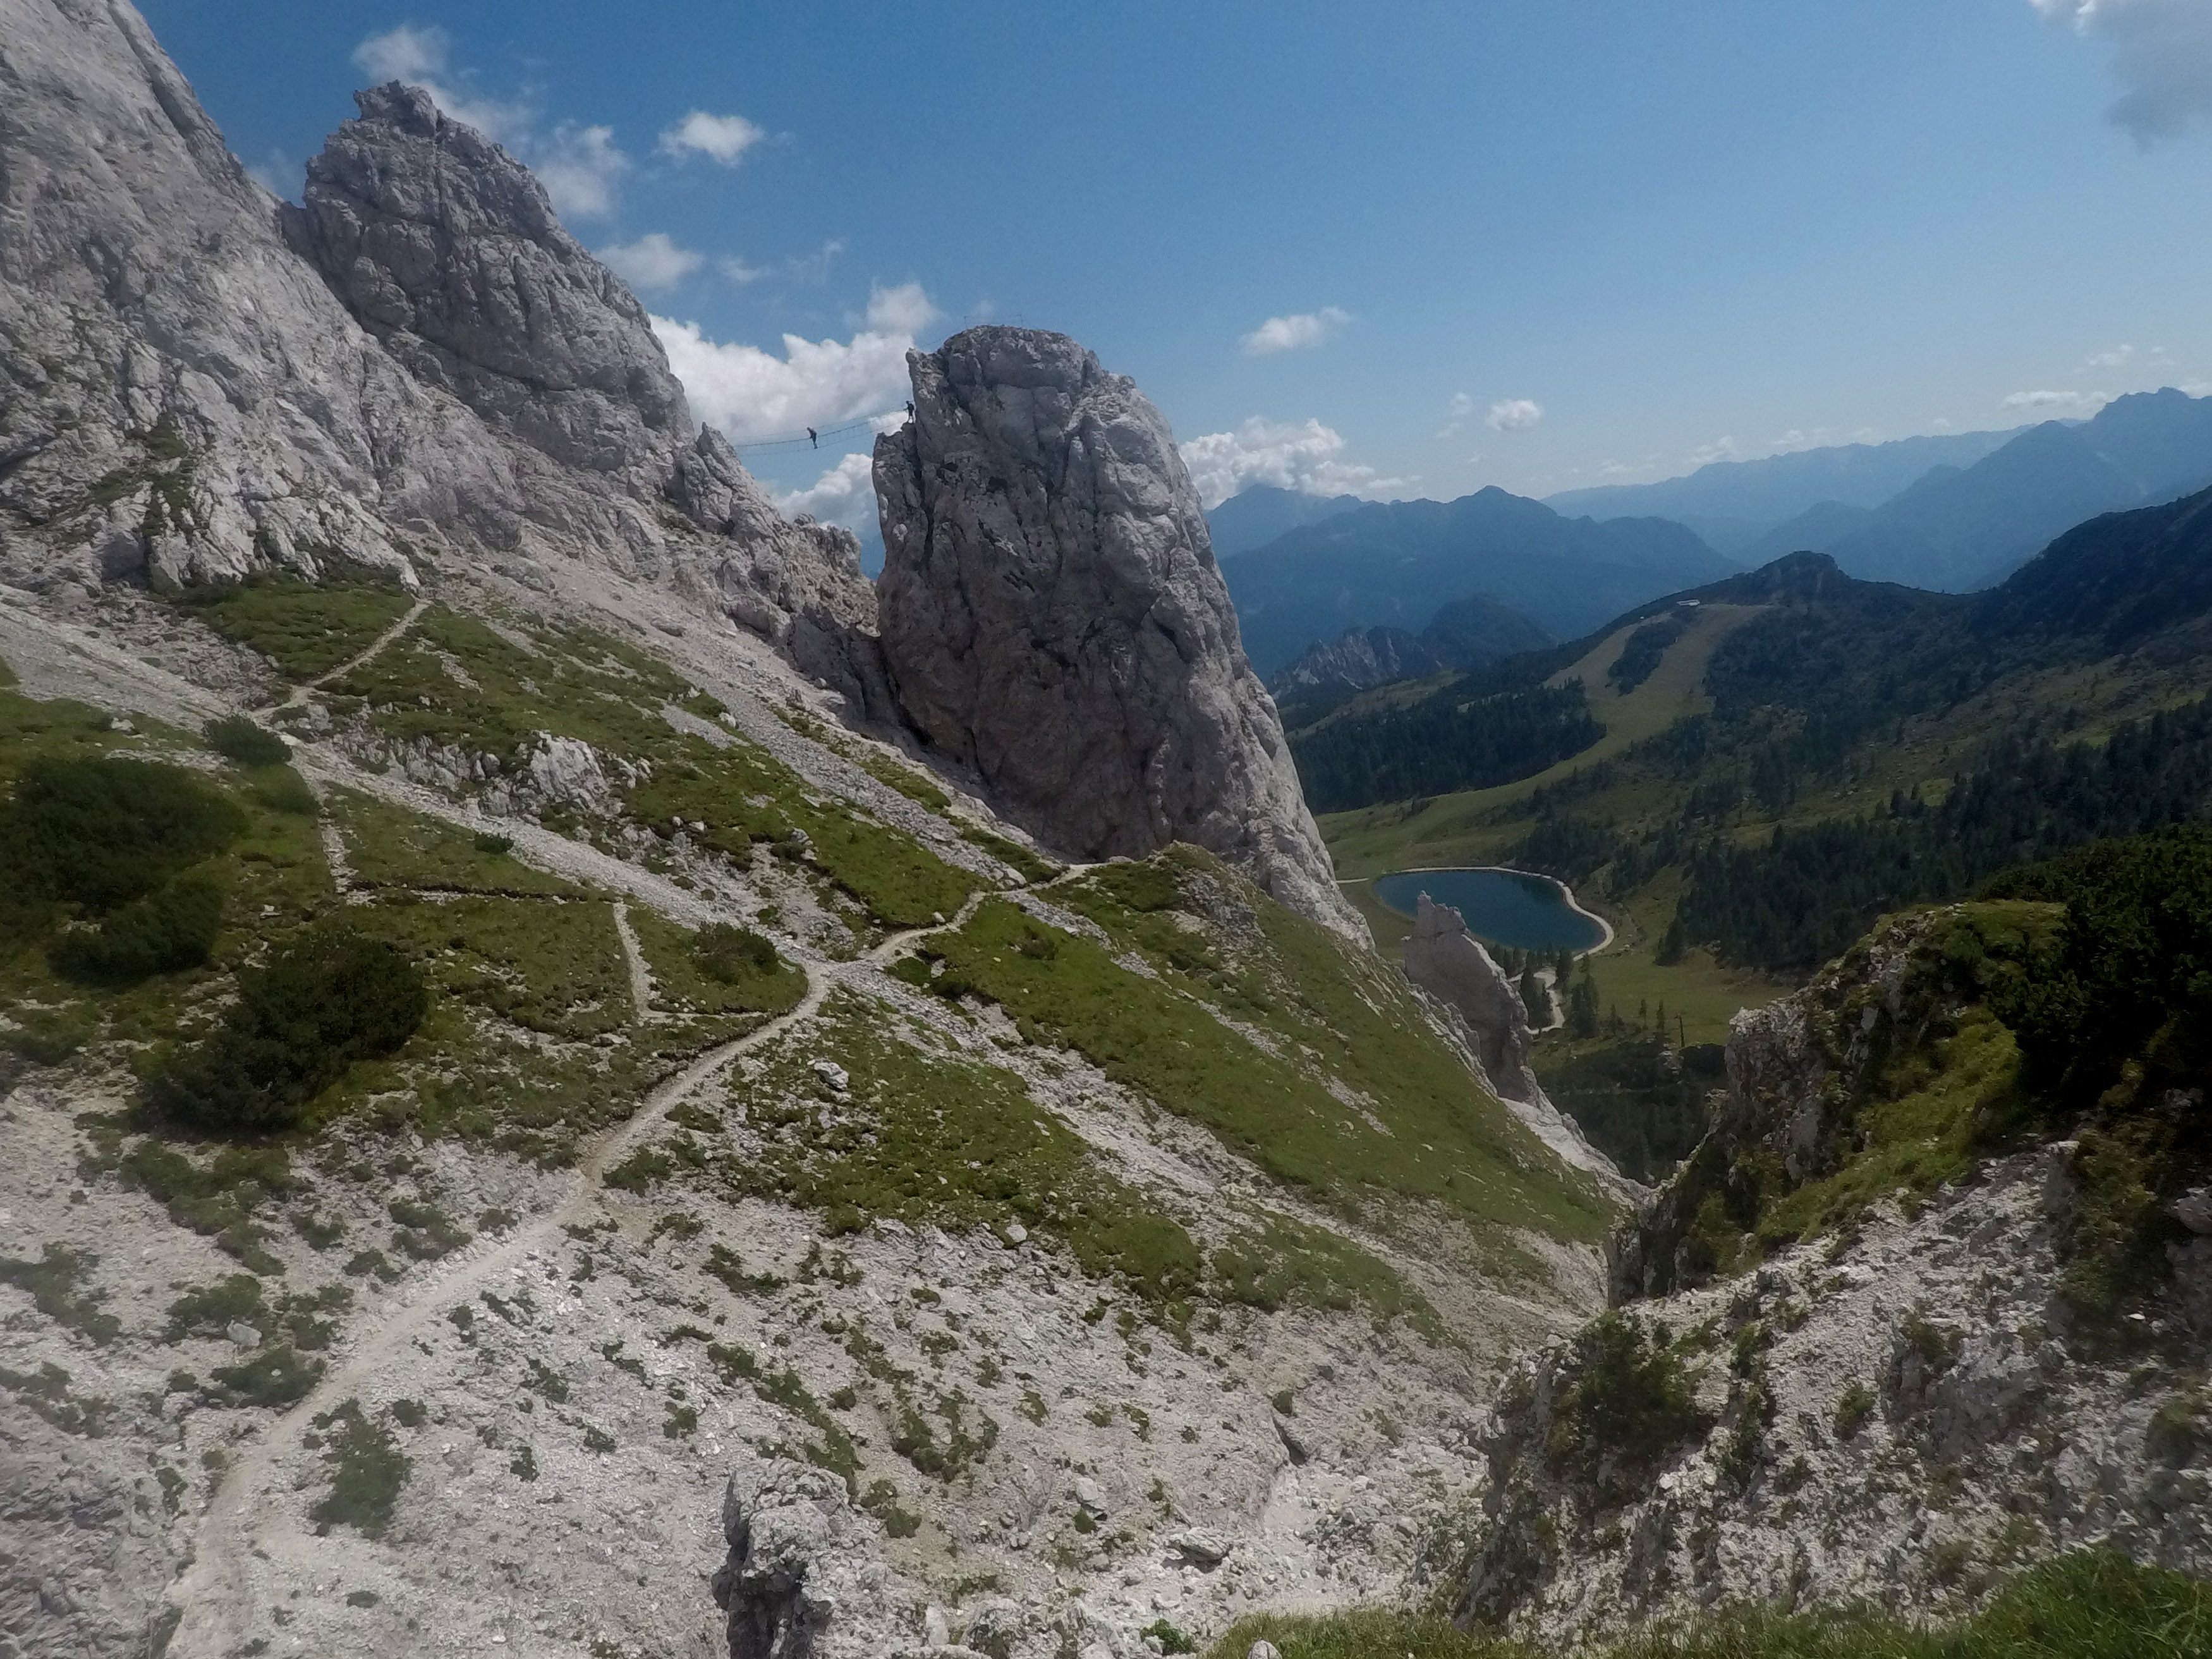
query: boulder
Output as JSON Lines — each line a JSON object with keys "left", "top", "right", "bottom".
{"left": 873, "top": 327, "right": 1362, "bottom": 940}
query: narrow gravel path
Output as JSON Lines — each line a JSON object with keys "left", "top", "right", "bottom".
{"left": 167, "top": 884, "right": 994, "bottom": 1658}
{"left": 281, "top": 595, "right": 429, "bottom": 707}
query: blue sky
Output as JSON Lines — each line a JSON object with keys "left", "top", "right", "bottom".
{"left": 142, "top": 0, "right": 2212, "bottom": 534}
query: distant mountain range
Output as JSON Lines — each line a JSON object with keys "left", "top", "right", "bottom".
{"left": 1545, "top": 427, "right": 2022, "bottom": 552}
{"left": 1548, "top": 389, "right": 2212, "bottom": 592}
{"left": 1204, "top": 483, "right": 1366, "bottom": 557}
{"left": 1218, "top": 486, "right": 1734, "bottom": 674}
{"left": 1744, "top": 389, "right": 2212, "bottom": 590}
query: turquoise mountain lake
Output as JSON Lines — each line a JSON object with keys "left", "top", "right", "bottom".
{"left": 1372, "top": 868, "right": 1607, "bottom": 954}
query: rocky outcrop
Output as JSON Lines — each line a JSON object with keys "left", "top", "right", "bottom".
{"left": 1607, "top": 911, "right": 1919, "bottom": 1304}
{"left": 0, "top": 0, "right": 477, "bottom": 592}
{"left": 873, "top": 327, "right": 1363, "bottom": 939}
{"left": 1270, "top": 596, "right": 1553, "bottom": 700}
{"left": 1272, "top": 626, "right": 1448, "bottom": 698}
{"left": 1446, "top": 1149, "right": 2212, "bottom": 1643}
{"left": 1401, "top": 893, "right": 1622, "bottom": 1187}
{"left": 0, "top": 3, "right": 870, "bottom": 669}
{"left": 283, "top": 83, "right": 688, "bottom": 492}
{"left": 1401, "top": 895, "right": 1545, "bottom": 1105}
{"left": 1447, "top": 902, "right": 2212, "bottom": 1642}
{"left": 714, "top": 1457, "right": 902, "bottom": 1659}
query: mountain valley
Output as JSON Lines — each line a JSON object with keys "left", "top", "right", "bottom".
{"left": 1, "top": 6, "right": 2209, "bottom": 1659}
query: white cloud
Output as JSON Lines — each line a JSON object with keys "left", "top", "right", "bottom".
{"left": 351, "top": 25, "right": 529, "bottom": 143}
{"left": 863, "top": 282, "right": 941, "bottom": 336}
{"left": 599, "top": 233, "right": 703, "bottom": 293}
{"left": 535, "top": 123, "right": 626, "bottom": 220}
{"left": 1436, "top": 391, "right": 1476, "bottom": 438}
{"left": 2003, "top": 387, "right": 2113, "bottom": 413}
{"left": 653, "top": 291, "right": 937, "bottom": 441}
{"left": 349, "top": 26, "right": 626, "bottom": 219}
{"left": 1687, "top": 436, "right": 1743, "bottom": 467}
{"left": 717, "top": 255, "right": 767, "bottom": 286}
{"left": 787, "top": 239, "right": 846, "bottom": 285}
{"left": 659, "top": 110, "right": 767, "bottom": 166}
{"left": 1485, "top": 398, "right": 1545, "bottom": 432}
{"left": 2083, "top": 343, "right": 2137, "bottom": 368}
{"left": 774, "top": 452, "right": 876, "bottom": 527}
{"left": 2031, "top": 0, "right": 2212, "bottom": 143}
{"left": 1239, "top": 307, "right": 1351, "bottom": 357}
{"left": 1177, "top": 417, "right": 1402, "bottom": 509}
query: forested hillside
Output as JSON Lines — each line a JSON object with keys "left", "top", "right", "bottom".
{"left": 1318, "top": 481, "right": 2212, "bottom": 1002}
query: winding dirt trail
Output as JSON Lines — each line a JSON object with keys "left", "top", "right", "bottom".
{"left": 167, "top": 884, "right": 995, "bottom": 1658}
{"left": 279, "top": 595, "right": 429, "bottom": 708}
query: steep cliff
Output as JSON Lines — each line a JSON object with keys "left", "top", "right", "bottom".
{"left": 1441, "top": 902, "right": 2212, "bottom": 1641}
{"left": 0, "top": 4, "right": 869, "bottom": 667}
{"left": 874, "top": 327, "right": 1363, "bottom": 939}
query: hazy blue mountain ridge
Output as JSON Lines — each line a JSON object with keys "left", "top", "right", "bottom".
{"left": 1203, "top": 483, "right": 1366, "bottom": 557}
{"left": 1545, "top": 426, "right": 2023, "bottom": 540}
{"left": 1220, "top": 486, "right": 1734, "bottom": 674}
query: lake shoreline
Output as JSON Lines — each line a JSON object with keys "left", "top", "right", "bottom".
{"left": 1352, "top": 864, "right": 1618, "bottom": 954}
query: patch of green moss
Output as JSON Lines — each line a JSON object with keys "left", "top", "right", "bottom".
{"left": 933, "top": 869, "right": 1610, "bottom": 1251}
{"left": 307, "top": 1398, "right": 410, "bottom": 1537}
{"left": 350, "top": 894, "right": 627, "bottom": 1040}
{"left": 0, "top": 1245, "right": 122, "bottom": 1344}
{"left": 729, "top": 993, "right": 1203, "bottom": 1305}
{"left": 626, "top": 907, "right": 806, "bottom": 1018}
{"left": 179, "top": 573, "right": 413, "bottom": 681}
{"left": 329, "top": 790, "right": 581, "bottom": 896}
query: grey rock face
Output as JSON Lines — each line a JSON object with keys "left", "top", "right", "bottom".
{"left": 713, "top": 1456, "right": 915, "bottom": 1659}
{"left": 0, "top": 0, "right": 484, "bottom": 592}
{"left": 1270, "top": 625, "right": 1449, "bottom": 698}
{"left": 282, "top": 83, "right": 686, "bottom": 489}
{"left": 1401, "top": 895, "right": 1545, "bottom": 1104}
{"left": 1401, "top": 894, "right": 1622, "bottom": 1187}
{"left": 874, "top": 327, "right": 1360, "bottom": 938}
{"left": 0, "top": 3, "right": 870, "bottom": 668}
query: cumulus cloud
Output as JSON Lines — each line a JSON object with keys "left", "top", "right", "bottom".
{"left": 1177, "top": 417, "right": 1402, "bottom": 509}
{"left": 774, "top": 452, "right": 876, "bottom": 526}
{"left": 599, "top": 233, "right": 702, "bottom": 293}
{"left": 350, "top": 25, "right": 626, "bottom": 219}
{"left": 2031, "top": 0, "right": 2212, "bottom": 143}
{"left": 534, "top": 123, "right": 627, "bottom": 219}
{"left": 1687, "top": 436, "right": 1744, "bottom": 468}
{"left": 1485, "top": 398, "right": 1544, "bottom": 432}
{"left": 863, "top": 282, "right": 941, "bottom": 336}
{"left": 653, "top": 289, "right": 939, "bottom": 441}
{"left": 659, "top": 110, "right": 767, "bottom": 166}
{"left": 351, "top": 25, "right": 529, "bottom": 143}
{"left": 2003, "top": 387, "right": 2113, "bottom": 413}
{"left": 1240, "top": 307, "right": 1351, "bottom": 357}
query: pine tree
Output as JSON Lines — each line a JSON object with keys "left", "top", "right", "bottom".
{"left": 1519, "top": 965, "right": 1547, "bottom": 1028}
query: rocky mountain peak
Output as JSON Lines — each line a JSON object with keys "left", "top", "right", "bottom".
{"left": 873, "top": 325, "right": 1364, "bottom": 938}
{"left": 283, "top": 80, "right": 690, "bottom": 484}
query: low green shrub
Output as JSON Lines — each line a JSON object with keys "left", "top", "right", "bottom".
{"left": 308, "top": 1399, "right": 410, "bottom": 1537}
{"left": 48, "top": 869, "right": 224, "bottom": 985}
{"left": 145, "top": 928, "right": 428, "bottom": 1133}
{"left": 1208, "top": 1548, "right": 2212, "bottom": 1658}
{"left": 0, "top": 756, "right": 243, "bottom": 913}
{"left": 693, "top": 922, "right": 779, "bottom": 982}
{"left": 1545, "top": 1312, "right": 1708, "bottom": 1502}
{"left": 203, "top": 715, "right": 289, "bottom": 769}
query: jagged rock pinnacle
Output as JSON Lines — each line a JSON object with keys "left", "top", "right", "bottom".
{"left": 873, "top": 325, "right": 1364, "bottom": 939}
